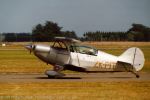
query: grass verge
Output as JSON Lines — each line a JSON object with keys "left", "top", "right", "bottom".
{"left": 0, "top": 81, "right": 150, "bottom": 100}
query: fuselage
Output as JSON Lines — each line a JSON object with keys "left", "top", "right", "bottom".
{"left": 28, "top": 44, "right": 128, "bottom": 72}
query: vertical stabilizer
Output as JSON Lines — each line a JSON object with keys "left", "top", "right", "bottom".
{"left": 118, "top": 47, "right": 145, "bottom": 71}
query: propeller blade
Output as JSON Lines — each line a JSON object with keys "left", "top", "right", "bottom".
{"left": 25, "top": 44, "right": 33, "bottom": 54}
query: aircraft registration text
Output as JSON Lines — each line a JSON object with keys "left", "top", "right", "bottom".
{"left": 94, "top": 62, "right": 117, "bottom": 69}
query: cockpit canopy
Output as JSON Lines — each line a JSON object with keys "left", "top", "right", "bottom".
{"left": 52, "top": 37, "right": 98, "bottom": 56}
{"left": 70, "top": 45, "right": 98, "bottom": 55}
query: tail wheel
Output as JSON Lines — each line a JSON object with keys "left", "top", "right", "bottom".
{"left": 136, "top": 74, "right": 140, "bottom": 78}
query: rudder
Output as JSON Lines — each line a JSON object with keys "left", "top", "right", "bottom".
{"left": 118, "top": 47, "right": 145, "bottom": 71}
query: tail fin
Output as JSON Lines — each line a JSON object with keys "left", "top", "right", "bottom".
{"left": 118, "top": 47, "right": 145, "bottom": 71}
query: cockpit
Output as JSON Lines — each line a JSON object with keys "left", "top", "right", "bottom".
{"left": 70, "top": 44, "right": 98, "bottom": 56}
{"left": 52, "top": 37, "right": 98, "bottom": 56}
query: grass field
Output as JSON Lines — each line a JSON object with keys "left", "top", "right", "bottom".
{"left": 0, "top": 82, "right": 150, "bottom": 100}
{"left": 0, "top": 42, "right": 150, "bottom": 100}
{"left": 0, "top": 42, "right": 150, "bottom": 73}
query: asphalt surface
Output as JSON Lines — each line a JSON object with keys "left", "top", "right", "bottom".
{"left": 0, "top": 72, "right": 150, "bottom": 83}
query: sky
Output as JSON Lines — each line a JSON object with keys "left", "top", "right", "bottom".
{"left": 0, "top": 0, "right": 150, "bottom": 36}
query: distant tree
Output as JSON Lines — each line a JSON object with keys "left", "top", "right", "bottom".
{"left": 32, "top": 21, "right": 62, "bottom": 41}
{"left": 83, "top": 31, "right": 127, "bottom": 41}
{"left": 0, "top": 33, "right": 5, "bottom": 42}
{"left": 62, "top": 31, "right": 78, "bottom": 39}
{"left": 32, "top": 21, "right": 78, "bottom": 42}
{"left": 32, "top": 24, "right": 45, "bottom": 41}
{"left": 16, "top": 33, "right": 32, "bottom": 42}
{"left": 127, "top": 32, "right": 135, "bottom": 41}
{"left": 44, "top": 21, "right": 62, "bottom": 40}
{"left": 4, "top": 33, "right": 17, "bottom": 42}
{"left": 127, "top": 24, "right": 150, "bottom": 41}
{"left": 2, "top": 33, "right": 31, "bottom": 42}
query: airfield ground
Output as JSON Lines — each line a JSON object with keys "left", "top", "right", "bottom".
{"left": 0, "top": 42, "right": 150, "bottom": 100}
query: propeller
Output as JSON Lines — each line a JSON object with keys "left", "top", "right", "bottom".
{"left": 25, "top": 44, "right": 35, "bottom": 54}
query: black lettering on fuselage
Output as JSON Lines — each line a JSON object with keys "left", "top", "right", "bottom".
{"left": 94, "top": 62, "right": 116, "bottom": 69}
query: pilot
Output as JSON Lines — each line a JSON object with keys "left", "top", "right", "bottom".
{"left": 69, "top": 45, "right": 75, "bottom": 52}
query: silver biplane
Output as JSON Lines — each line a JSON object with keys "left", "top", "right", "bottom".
{"left": 25, "top": 37, "right": 145, "bottom": 78}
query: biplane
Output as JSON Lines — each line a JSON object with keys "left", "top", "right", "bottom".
{"left": 25, "top": 37, "right": 145, "bottom": 78}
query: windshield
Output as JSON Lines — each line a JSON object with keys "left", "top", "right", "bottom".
{"left": 70, "top": 44, "right": 98, "bottom": 55}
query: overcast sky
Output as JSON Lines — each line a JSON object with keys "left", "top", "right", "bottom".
{"left": 0, "top": 0, "right": 150, "bottom": 36}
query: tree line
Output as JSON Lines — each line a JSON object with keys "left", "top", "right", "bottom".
{"left": 32, "top": 21, "right": 77, "bottom": 41}
{"left": 82, "top": 32, "right": 127, "bottom": 41}
{"left": 0, "top": 21, "right": 77, "bottom": 42}
{"left": 82, "top": 24, "right": 150, "bottom": 41}
{"left": 0, "top": 33, "right": 32, "bottom": 42}
{"left": 0, "top": 21, "right": 150, "bottom": 42}
{"left": 127, "top": 24, "right": 150, "bottom": 41}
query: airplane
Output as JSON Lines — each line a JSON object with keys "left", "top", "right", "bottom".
{"left": 25, "top": 37, "right": 145, "bottom": 78}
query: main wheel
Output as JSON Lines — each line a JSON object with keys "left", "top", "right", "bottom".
{"left": 136, "top": 74, "right": 140, "bottom": 78}
{"left": 48, "top": 75, "right": 59, "bottom": 79}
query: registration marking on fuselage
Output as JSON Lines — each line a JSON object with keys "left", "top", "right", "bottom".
{"left": 94, "top": 62, "right": 117, "bottom": 69}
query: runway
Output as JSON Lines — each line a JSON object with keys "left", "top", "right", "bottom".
{"left": 0, "top": 72, "right": 150, "bottom": 83}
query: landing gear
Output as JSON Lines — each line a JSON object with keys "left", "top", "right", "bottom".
{"left": 47, "top": 75, "right": 64, "bottom": 79}
{"left": 48, "top": 75, "right": 56, "bottom": 79}
{"left": 45, "top": 70, "right": 65, "bottom": 78}
{"left": 136, "top": 74, "right": 140, "bottom": 78}
{"left": 131, "top": 71, "right": 140, "bottom": 78}
{"left": 122, "top": 63, "right": 140, "bottom": 78}
{"left": 45, "top": 65, "right": 65, "bottom": 78}
{"left": 123, "top": 64, "right": 140, "bottom": 78}
{"left": 54, "top": 65, "right": 64, "bottom": 72}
